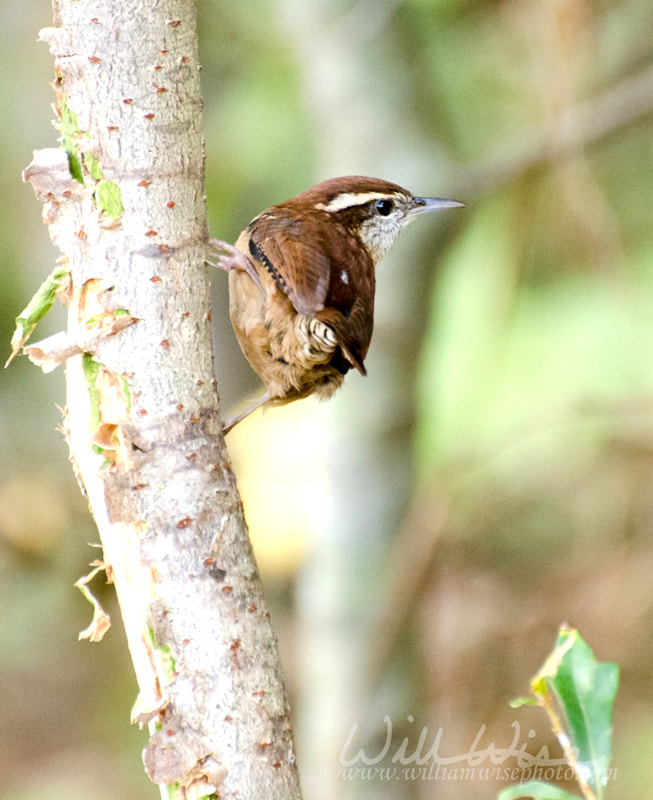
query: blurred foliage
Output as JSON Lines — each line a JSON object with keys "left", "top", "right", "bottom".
{"left": 2, "top": 1, "right": 653, "bottom": 799}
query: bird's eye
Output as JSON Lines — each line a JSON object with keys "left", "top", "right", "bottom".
{"left": 374, "top": 199, "right": 394, "bottom": 216}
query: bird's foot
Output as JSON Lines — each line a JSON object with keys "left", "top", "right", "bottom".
{"left": 207, "top": 239, "right": 246, "bottom": 272}
{"left": 207, "top": 239, "right": 264, "bottom": 295}
{"left": 222, "top": 391, "right": 272, "bottom": 435}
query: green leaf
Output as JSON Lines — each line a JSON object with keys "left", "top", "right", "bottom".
{"left": 549, "top": 630, "right": 618, "bottom": 797}
{"left": 84, "top": 152, "right": 104, "bottom": 181}
{"left": 59, "top": 99, "right": 84, "bottom": 183}
{"left": 509, "top": 696, "right": 538, "bottom": 709}
{"left": 529, "top": 626, "right": 578, "bottom": 700}
{"left": 82, "top": 353, "right": 103, "bottom": 454}
{"left": 499, "top": 780, "right": 582, "bottom": 800}
{"left": 504, "top": 627, "right": 618, "bottom": 800}
{"left": 95, "top": 179, "right": 124, "bottom": 218}
{"left": 6, "top": 263, "right": 70, "bottom": 366}
{"left": 119, "top": 374, "right": 132, "bottom": 411}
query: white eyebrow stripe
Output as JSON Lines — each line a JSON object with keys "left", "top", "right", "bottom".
{"left": 314, "top": 192, "right": 396, "bottom": 213}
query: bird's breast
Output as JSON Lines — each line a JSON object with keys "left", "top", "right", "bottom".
{"left": 228, "top": 262, "right": 345, "bottom": 403}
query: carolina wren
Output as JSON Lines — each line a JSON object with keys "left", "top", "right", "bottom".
{"left": 209, "top": 175, "right": 462, "bottom": 432}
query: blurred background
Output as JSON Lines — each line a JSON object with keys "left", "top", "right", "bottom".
{"left": 2, "top": 1, "right": 653, "bottom": 798}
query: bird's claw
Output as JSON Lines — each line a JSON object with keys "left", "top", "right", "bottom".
{"left": 207, "top": 239, "right": 264, "bottom": 294}
{"left": 207, "top": 239, "right": 248, "bottom": 271}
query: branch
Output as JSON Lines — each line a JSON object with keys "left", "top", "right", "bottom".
{"left": 24, "top": 1, "right": 301, "bottom": 798}
{"left": 456, "top": 62, "right": 653, "bottom": 198}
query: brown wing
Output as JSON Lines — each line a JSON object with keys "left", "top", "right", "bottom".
{"left": 247, "top": 210, "right": 331, "bottom": 317}
{"left": 248, "top": 207, "right": 376, "bottom": 373}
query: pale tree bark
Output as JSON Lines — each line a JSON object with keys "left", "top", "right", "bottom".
{"left": 20, "top": 1, "right": 301, "bottom": 798}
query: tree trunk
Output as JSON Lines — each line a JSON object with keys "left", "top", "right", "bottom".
{"left": 23, "top": 1, "right": 301, "bottom": 798}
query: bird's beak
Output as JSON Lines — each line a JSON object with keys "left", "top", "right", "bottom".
{"left": 411, "top": 197, "right": 465, "bottom": 216}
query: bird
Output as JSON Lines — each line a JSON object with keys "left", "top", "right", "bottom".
{"left": 208, "top": 175, "right": 462, "bottom": 433}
